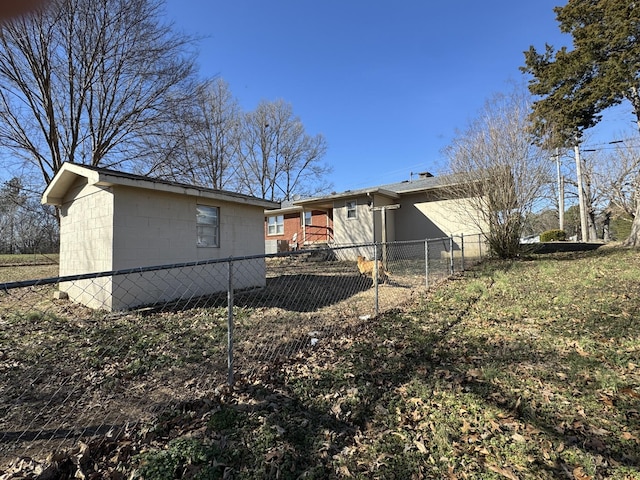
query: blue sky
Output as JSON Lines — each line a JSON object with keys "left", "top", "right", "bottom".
{"left": 162, "top": 1, "right": 633, "bottom": 194}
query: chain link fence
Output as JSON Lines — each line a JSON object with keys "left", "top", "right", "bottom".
{"left": 0, "top": 235, "right": 485, "bottom": 469}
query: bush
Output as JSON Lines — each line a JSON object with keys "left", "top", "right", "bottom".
{"left": 540, "top": 229, "right": 566, "bottom": 242}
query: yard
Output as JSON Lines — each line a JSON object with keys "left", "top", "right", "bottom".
{"left": 1, "top": 246, "right": 639, "bottom": 478}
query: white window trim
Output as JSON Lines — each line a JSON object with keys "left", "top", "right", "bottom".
{"left": 303, "top": 210, "right": 312, "bottom": 226}
{"left": 196, "top": 205, "right": 220, "bottom": 248}
{"left": 267, "top": 215, "right": 284, "bottom": 236}
{"left": 346, "top": 201, "right": 357, "bottom": 219}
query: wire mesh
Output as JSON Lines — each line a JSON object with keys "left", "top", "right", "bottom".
{"left": 0, "top": 235, "right": 485, "bottom": 468}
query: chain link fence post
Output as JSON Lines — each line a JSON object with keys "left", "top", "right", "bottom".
{"left": 227, "top": 260, "right": 234, "bottom": 386}
{"left": 374, "top": 243, "right": 379, "bottom": 316}
{"left": 460, "top": 234, "right": 465, "bottom": 272}
{"left": 449, "top": 235, "right": 455, "bottom": 275}
{"left": 424, "top": 239, "right": 429, "bottom": 289}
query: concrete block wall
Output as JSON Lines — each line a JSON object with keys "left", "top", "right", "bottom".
{"left": 58, "top": 179, "right": 114, "bottom": 276}
{"left": 57, "top": 182, "right": 269, "bottom": 311}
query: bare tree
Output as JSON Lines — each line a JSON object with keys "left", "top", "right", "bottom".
{"left": 444, "top": 87, "right": 553, "bottom": 258}
{"left": 147, "top": 78, "right": 243, "bottom": 190}
{"left": 0, "top": 177, "right": 58, "bottom": 253}
{"left": 524, "top": 209, "right": 564, "bottom": 238}
{"left": 0, "top": 178, "right": 24, "bottom": 253}
{"left": 237, "top": 99, "right": 331, "bottom": 201}
{"left": 0, "top": 0, "right": 197, "bottom": 187}
{"left": 584, "top": 137, "right": 640, "bottom": 240}
{"left": 13, "top": 200, "right": 59, "bottom": 253}
{"left": 594, "top": 140, "right": 640, "bottom": 219}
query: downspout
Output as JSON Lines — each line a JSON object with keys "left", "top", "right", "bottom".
{"left": 367, "top": 192, "right": 375, "bottom": 243}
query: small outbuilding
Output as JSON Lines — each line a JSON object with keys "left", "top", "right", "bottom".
{"left": 42, "top": 162, "right": 278, "bottom": 311}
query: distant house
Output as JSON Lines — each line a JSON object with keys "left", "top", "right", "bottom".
{"left": 264, "top": 201, "right": 333, "bottom": 253}
{"left": 42, "top": 162, "right": 278, "bottom": 310}
{"left": 265, "top": 172, "right": 486, "bottom": 257}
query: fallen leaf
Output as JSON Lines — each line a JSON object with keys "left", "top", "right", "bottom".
{"left": 525, "top": 424, "right": 542, "bottom": 435}
{"left": 489, "top": 420, "right": 502, "bottom": 432}
{"left": 574, "top": 344, "right": 589, "bottom": 357}
{"left": 338, "top": 465, "right": 352, "bottom": 477}
{"left": 599, "top": 395, "right": 614, "bottom": 407}
{"left": 466, "top": 368, "right": 482, "bottom": 378}
{"left": 414, "top": 440, "right": 427, "bottom": 454}
{"left": 621, "top": 387, "right": 640, "bottom": 399}
{"left": 475, "top": 446, "right": 490, "bottom": 455}
{"left": 573, "top": 466, "right": 592, "bottom": 480}
{"left": 447, "top": 464, "right": 458, "bottom": 479}
{"left": 487, "top": 463, "right": 519, "bottom": 480}
{"left": 461, "top": 420, "right": 472, "bottom": 434}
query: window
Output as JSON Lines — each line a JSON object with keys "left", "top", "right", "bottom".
{"left": 267, "top": 215, "right": 284, "bottom": 235}
{"left": 196, "top": 205, "right": 219, "bottom": 247}
{"left": 346, "top": 201, "right": 357, "bottom": 219}
{"left": 303, "top": 211, "right": 312, "bottom": 226}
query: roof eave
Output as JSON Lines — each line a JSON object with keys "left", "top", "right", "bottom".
{"left": 294, "top": 187, "right": 399, "bottom": 206}
{"left": 264, "top": 205, "right": 303, "bottom": 215}
{"left": 41, "top": 162, "right": 279, "bottom": 209}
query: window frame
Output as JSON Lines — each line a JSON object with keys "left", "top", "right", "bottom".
{"left": 267, "top": 214, "right": 284, "bottom": 236}
{"left": 346, "top": 201, "right": 357, "bottom": 219}
{"left": 302, "top": 210, "right": 312, "bottom": 226}
{"left": 196, "top": 205, "right": 220, "bottom": 248}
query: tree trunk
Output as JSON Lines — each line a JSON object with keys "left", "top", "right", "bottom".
{"left": 574, "top": 144, "right": 589, "bottom": 242}
{"left": 588, "top": 209, "right": 598, "bottom": 241}
{"left": 623, "top": 87, "right": 640, "bottom": 247}
{"left": 623, "top": 191, "right": 640, "bottom": 246}
{"left": 602, "top": 209, "right": 611, "bottom": 242}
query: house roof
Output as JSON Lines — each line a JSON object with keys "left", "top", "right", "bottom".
{"left": 294, "top": 187, "right": 399, "bottom": 206}
{"left": 41, "top": 162, "right": 280, "bottom": 209}
{"left": 375, "top": 172, "right": 470, "bottom": 194}
{"left": 272, "top": 172, "right": 469, "bottom": 211}
{"left": 264, "top": 200, "right": 304, "bottom": 216}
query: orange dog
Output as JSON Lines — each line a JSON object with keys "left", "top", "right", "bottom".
{"left": 357, "top": 255, "right": 391, "bottom": 282}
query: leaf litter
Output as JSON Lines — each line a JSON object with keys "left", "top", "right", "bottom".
{"left": 1, "top": 247, "right": 640, "bottom": 478}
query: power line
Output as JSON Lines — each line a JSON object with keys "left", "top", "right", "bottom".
{"left": 581, "top": 137, "right": 640, "bottom": 152}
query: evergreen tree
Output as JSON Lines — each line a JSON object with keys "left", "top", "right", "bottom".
{"left": 522, "top": 1, "right": 640, "bottom": 245}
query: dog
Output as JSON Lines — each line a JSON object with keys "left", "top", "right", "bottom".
{"left": 357, "top": 255, "right": 391, "bottom": 283}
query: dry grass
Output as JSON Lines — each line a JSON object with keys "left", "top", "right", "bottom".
{"left": 2, "top": 247, "right": 639, "bottom": 479}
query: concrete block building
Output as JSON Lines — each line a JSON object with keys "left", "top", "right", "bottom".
{"left": 42, "top": 162, "right": 278, "bottom": 310}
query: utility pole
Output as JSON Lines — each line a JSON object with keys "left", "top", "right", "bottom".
{"left": 554, "top": 148, "right": 564, "bottom": 231}
{"left": 574, "top": 141, "right": 589, "bottom": 242}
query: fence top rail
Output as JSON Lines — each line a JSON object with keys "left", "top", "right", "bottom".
{"left": 0, "top": 235, "right": 483, "bottom": 292}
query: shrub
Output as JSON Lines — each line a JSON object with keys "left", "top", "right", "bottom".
{"left": 540, "top": 229, "right": 566, "bottom": 242}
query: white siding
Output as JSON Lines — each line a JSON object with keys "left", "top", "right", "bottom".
{"left": 332, "top": 197, "right": 373, "bottom": 246}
